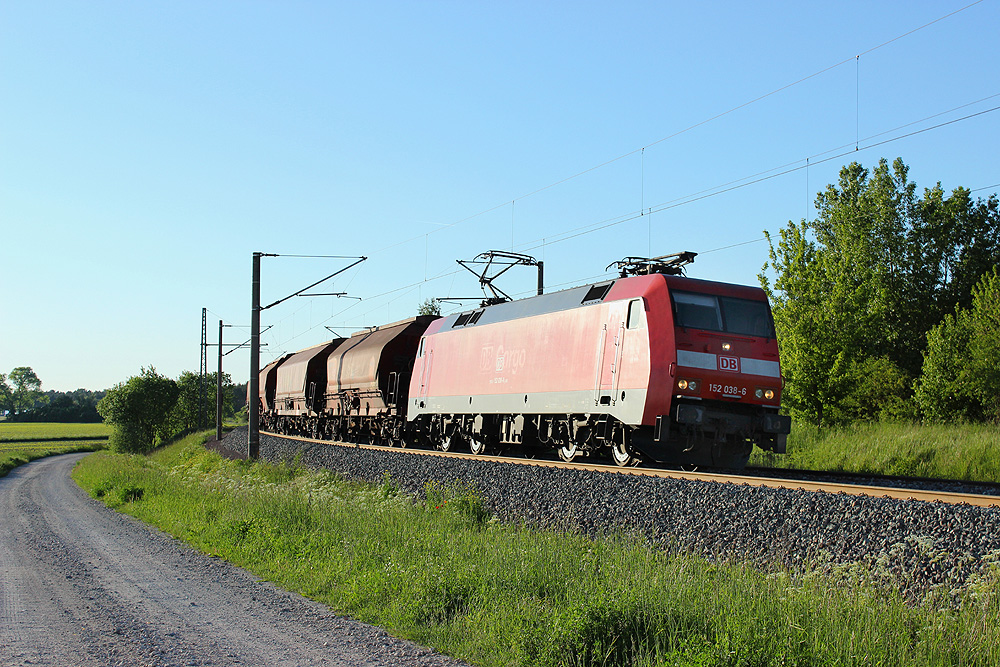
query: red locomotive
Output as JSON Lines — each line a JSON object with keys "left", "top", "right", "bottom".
{"left": 256, "top": 254, "right": 789, "bottom": 468}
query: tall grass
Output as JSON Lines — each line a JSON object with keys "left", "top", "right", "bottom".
{"left": 750, "top": 422, "right": 1000, "bottom": 481}
{"left": 73, "top": 435, "right": 1000, "bottom": 666}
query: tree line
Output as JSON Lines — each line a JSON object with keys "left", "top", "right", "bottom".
{"left": 97, "top": 368, "right": 247, "bottom": 453}
{"left": 761, "top": 157, "right": 1000, "bottom": 427}
{"left": 0, "top": 368, "right": 104, "bottom": 422}
{"left": 2, "top": 365, "right": 248, "bottom": 451}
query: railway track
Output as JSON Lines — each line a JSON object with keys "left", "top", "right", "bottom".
{"left": 236, "top": 429, "right": 1000, "bottom": 601}
{"left": 262, "top": 431, "right": 1000, "bottom": 508}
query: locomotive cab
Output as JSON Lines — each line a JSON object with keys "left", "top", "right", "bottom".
{"left": 635, "top": 276, "right": 790, "bottom": 467}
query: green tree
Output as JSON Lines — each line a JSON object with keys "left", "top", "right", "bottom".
{"left": 97, "top": 367, "right": 179, "bottom": 453}
{"left": 232, "top": 382, "right": 248, "bottom": 413}
{"left": 418, "top": 298, "right": 441, "bottom": 316}
{"left": 166, "top": 370, "right": 235, "bottom": 436}
{"left": 761, "top": 158, "right": 1000, "bottom": 426}
{"left": 915, "top": 269, "right": 1000, "bottom": 423}
{"left": 0, "top": 373, "right": 11, "bottom": 416}
{"left": 8, "top": 367, "right": 44, "bottom": 415}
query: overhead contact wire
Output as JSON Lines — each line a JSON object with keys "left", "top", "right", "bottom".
{"left": 365, "top": 1, "right": 985, "bottom": 259}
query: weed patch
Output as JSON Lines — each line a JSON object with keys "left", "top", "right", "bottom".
{"left": 751, "top": 422, "right": 1000, "bottom": 481}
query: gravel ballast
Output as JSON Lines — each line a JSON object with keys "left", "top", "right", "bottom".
{"left": 220, "top": 430, "right": 1000, "bottom": 602}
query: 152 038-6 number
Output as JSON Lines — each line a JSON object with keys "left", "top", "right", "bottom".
{"left": 710, "top": 384, "right": 746, "bottom": 396}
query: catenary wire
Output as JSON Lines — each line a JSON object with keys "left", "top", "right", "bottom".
{"left": 360, "top": 1, "right": 987, "bottom": 260}
{"left": 260, "top": 99, "right": 999, "bottom": 355}
{"left": 258, "top": 8, "right": 995, "bottom": 353}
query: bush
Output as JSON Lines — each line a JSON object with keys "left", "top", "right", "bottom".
{"left": 839, "top": 356, "right": 916, "bottom": 423}
{"left": 916, "top": 269, "right": 1000, "bottom": 423}
{"left": 97, "top": 367, "right": 179, "bottom": 453}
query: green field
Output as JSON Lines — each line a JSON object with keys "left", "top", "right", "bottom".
{"left": 0, "top": 422, "right": 111, "bottom": 442}
{"left": 72, "top": 433, "right": 1000, "bottom": 667}
{"left": 0, "top": 422, "right": 109, "bottom": 477}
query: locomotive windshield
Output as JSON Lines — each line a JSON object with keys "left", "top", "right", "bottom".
{"left": 672, "top": 291, "right": 775, "bottom": 338}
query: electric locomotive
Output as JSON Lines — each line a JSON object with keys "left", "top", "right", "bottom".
{"left": 256, "top": 253, "right": 790, "bottom": 468}
{"left": 407, "top": 254, "right": 789, "bottom": 468}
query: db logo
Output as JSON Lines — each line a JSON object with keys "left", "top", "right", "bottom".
{"left": 718, "top": 356, "right": 740, "bottom": 372}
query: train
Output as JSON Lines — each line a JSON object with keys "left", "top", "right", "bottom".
{"left": 255, "top": 254, "right": 790, "bottom": 468}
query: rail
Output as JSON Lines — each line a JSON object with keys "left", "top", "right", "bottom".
{"left": 262, "top": 432, "right": 1000, "bottom": 508}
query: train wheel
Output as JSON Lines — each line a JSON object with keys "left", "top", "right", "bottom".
{"left": 438, "top": 430, "right": 458, "bottom": 452}
{"left": 468, "top": 434, "right": 487, "bottom": 455}
{"left": 557, "top": 442, "right": 581, "bottom": 462}
{"left": 389, "top": 423, "right": 407, "bottom": 448}
{"left": 610, "top": 426, "right": 639, "bottom": 467}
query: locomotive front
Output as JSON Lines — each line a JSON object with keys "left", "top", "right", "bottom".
{"left": 638, "top": 275, "right": 790, "bottom": 467}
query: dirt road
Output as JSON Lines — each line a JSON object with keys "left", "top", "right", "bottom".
{"left": 0, "top": 453, "right": 469, "bottom": 667}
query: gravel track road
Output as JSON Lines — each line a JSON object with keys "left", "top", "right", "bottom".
{"left": 0, "top": 453, "right": 470, "bottom": 667}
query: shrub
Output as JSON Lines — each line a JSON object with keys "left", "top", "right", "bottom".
{"left": 97, "top": 367, "right": 179, "bottom": 453}
{"left": 916, "top": 269, "right": 1000, "bottom": 423}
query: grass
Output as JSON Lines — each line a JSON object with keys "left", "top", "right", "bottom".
{"left": 72, "top": 433, "right": 1000, "bottom": 666}
{"left": 750, "top": 422, "right": 1000, "bottom": 482}
{"left": 0, "top": 421, "right": 111, "bottom": 441}
{"left": 0, "top": 422, "right": 109, "bottom": 477}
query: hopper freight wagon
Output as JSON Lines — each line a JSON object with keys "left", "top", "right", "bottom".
{"left": 259, "top": 317, "right": 436, "bottom": 441}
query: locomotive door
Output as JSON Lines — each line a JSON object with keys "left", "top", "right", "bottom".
{"left": 595, "top": 307, "right": 626, "bottom": 405}
{"left": 418, "top": 344, "right": 432, "bottom": 398}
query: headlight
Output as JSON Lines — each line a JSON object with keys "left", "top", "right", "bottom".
{"left": 678, "top": 379, "right": 688, "bottom": 390}
{"left": 722, "top": 342, "right": 731, "bottom": 352}
{"left": 688, "top": 381, "right": 699, "bottom": 392}
{"left": 764, "top": 389, "right": 775, "bottom": 400}
{"left": 755, "top": 388, "right": 763, "bottom": 398}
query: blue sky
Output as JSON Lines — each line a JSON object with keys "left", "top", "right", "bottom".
{"left": 2, "top": 1, "right": 998, "bottom": 392}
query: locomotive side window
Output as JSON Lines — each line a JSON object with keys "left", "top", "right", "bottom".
{"left": 626, "top": 299, "right": 645, "bottom": 330}
{"left": 673, "top": 292, "right": 723, "bottom": 330}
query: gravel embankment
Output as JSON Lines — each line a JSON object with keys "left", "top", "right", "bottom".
{"left": 219, "top": 430, "right": 1000, "bottom": 602}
